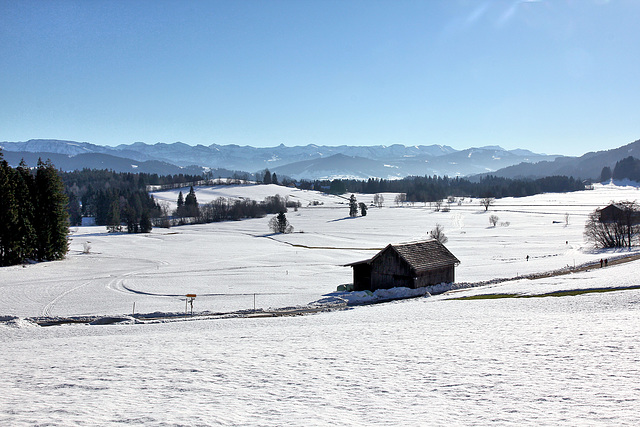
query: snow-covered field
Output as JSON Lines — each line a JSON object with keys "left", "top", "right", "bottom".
{"left": 2, "top": 183, "right": 640, "bottom": 425}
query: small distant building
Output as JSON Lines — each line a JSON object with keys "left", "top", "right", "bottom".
{"left": 347, "top": 240, "right": 460, "bottom": 292}
{"left": 597, "top": 203, "right": 640, "bottom": 224}
{"left": 81, "top": 216, "right": 96, "bottom": 226}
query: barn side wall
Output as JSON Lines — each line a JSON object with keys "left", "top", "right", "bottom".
{"left": 414, "top": 266, "right": 455, "bottom": 287}
{"left": 370, "top": 249, "right": 414, "bottom": 290}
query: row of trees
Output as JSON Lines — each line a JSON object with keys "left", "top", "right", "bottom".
{"left": 176, "top": 186, "right": 199, "bottom": 218}
{"left": 303, "top": 175, "right": 586, "bottom": 201}
{"left": 0, "top": 155, "right": 68, "bottom": 266}
{"left": 170, "top": 190, "right": 300, "bottom": 225}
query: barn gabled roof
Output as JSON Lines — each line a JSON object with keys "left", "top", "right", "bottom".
{"left": 597, "top": 203, "right": 640, "bottom": 223}
{"left": 346, "top": 240, "right": 460, "bottom": 274}
{"left": 389, "top": 240, "right": 460, "bottom": 274}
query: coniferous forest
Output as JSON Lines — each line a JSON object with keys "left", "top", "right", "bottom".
{"left": 61, "top": 169, "right": 163, "bottom": 230}
{"left": 611, "top": 156, "right": 640, "bottom": 182}
{"left": 0, "top": 153, "right": 69, "bottom": 266}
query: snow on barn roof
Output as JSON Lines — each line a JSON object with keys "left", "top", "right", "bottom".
{"left": 347, "top": 240, "right": 460, "bottom": 274}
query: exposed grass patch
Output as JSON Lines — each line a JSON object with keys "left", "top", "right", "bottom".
{"left": 449, "top": 285, "right": 640, "bottom": 300}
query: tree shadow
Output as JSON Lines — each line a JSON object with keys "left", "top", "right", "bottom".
{"left": 327, "top": 216, "right": 357, "bottom": 223}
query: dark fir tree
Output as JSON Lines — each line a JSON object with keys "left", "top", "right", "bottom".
{"left": 600, "top": 166, "right": 612, "bottom": 183}
{"left": 177, "top": 191, "right": 184, "bottom": 209}
{"left": 107, "top": 200, "right": 122, "bottom": 232}
{"left": 271, "top": 172, "right": 278, "bottom": 185}
{"left": 184, "top": 186, "right": 199, "bottom": 217}
{"left": 263, "top": 169, "right": 272, "bottom": 184}
{"left": 13, "top": 161, "right": 37, "bottom": 261}
{"left": 67, "top": 193, "right": 82, "bottom": 226}
{"left": 139, "top": 210, "right": 152, "bottom": 233}
{"left": 124, "top": 204, "right": 139, "bottom": 233}
{"left": 359, "top": 202, "right": 367, "bottom": 217}
{"left": 0, "top": 154, "right": 19, "bottom": 265}
{"left": 349, "top": 194, "right": 358, "bottom": 217}
{"left": 34, "top": 159, "right": 69, "bottom": 261}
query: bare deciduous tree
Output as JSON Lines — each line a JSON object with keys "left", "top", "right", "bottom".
{"left": 480, "top": 197, "right": 495, "bottom": 211}
{"left": 489, "top": 215, "right": 499, "bottom": 227}
{"left": 584, "top": 201, "right": 639, "bottom": 248}
{"left": 373, "top": 193, "right": 384, "bottom": 208}
{"left": 430, "top": 223, "right": 448, "bottom": 244}
{"left": 394, "top": 193, "right": 407, "bottom": 206}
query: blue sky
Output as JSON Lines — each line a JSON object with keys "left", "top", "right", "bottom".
{"left": 1, "top": 0, "right": 639, "bottom": 155}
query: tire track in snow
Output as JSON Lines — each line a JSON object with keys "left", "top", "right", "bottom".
{"left": 256, "top": 233, "right": 383, "bottom": 251}
{"left": 105, "top": 259, "right": 171, "bottom": 295}
{"left": 41, "top": 281, "right": 92, "bottom": 317}
{"left": 42, "top": 257, "right": 171, "bottom": 316}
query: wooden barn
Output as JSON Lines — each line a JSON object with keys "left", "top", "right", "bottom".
{"left": 347, "top": 240, "right": 460, "bottom": 292}
{"left": 597, "top": 203, "right": 640, "bottom": 224}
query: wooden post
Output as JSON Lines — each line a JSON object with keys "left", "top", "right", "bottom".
{"left": 185, "top": 294, "right": 196, "bottom": 316}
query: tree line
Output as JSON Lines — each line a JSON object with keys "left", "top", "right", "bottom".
{"left": 171, "top": 192, "right": 300, "bottom": 225}
{"left": 301, "top": 174, "right": 586, "bottom": 201}
{"left": 0, "top": 155, "right": 68, "bottom": 266}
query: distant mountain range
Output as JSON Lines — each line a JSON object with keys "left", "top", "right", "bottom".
{"left": 474, "top": 138, "right": 640, "bottom": 181}
{"left": 2, "top": 138, "right": 639, "bottom": 180}
{"left": 1, "top": 139, "right": 561, "bottom": 180}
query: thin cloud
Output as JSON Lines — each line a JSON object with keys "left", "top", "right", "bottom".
{"left": 498, "top": 0, "right": 544, "bottom": 26}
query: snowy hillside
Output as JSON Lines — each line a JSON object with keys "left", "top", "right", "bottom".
{"left": 1, "top": 183, "right": 640, "bottom": 425}
{"left": 2, "top": 181, "right": 639, "bottom": 317}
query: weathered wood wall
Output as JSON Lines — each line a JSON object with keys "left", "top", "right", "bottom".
{"left": 414, "top": 266, "right": 454, "bottom": 288}
{"left": 370, "top": 248, "right": 413, "bottom": 290}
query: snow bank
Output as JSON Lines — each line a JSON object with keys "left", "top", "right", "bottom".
{"left": 312, "top": 286, "right": 430, "bottom": 306}
{"left": 0, "top": 316, "right": 39, "bottom": 329}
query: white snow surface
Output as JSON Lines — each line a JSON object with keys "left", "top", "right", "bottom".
{"left": 1, "top": 183, "right": 640, "bottom": 425}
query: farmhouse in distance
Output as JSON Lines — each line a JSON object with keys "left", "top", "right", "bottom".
{"left": 348, "top": 240, "right": 460, "bottom": 292}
